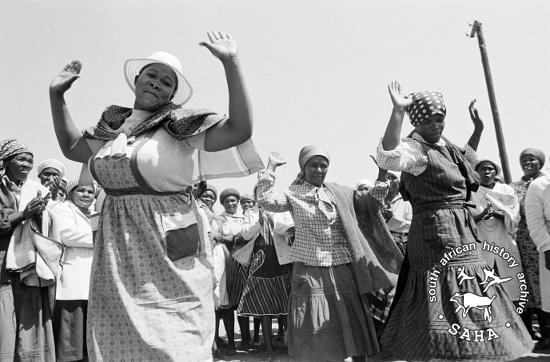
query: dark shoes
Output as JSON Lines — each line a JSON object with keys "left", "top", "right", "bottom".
{"left": 225, "top": 343, "right": 237, "bottom": 356}
{"left": 534, "top": 337, "right": 550, "bottom": 352}
{"left": 237, "top": 340, "right": 253, "bottom": 351}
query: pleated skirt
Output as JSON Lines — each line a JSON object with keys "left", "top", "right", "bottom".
{"left": 287, "top": 262, "right": 379, "bottom": 362}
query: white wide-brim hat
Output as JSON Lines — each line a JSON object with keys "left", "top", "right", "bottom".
{"left": 124, "top": 51, "right": 193, "bottom": 106}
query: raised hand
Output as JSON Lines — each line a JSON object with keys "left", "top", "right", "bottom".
{"left": 199, "top": 31, "right": 238, "bottom": 62}
{"left": 469, "top": 99, "right": 484, "bottom": 131}
{"left": 388, "top": 81, "right": 413, "bottom": 111}
{"left": 50, "top": 60, "right": 82, "bottom": 95}
{"left": 267, "top": 151, "right": 286, "bottom": 171}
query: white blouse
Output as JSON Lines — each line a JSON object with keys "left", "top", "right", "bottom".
{"left": 50, "top": 201, "right": 95, "bottom": 300}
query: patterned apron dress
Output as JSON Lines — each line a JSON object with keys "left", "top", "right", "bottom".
{"left": 86, "top": 131, "right": 215, "bottom": 362}
{"left": 381, "top": 140, "right": 533, "bottom": 361}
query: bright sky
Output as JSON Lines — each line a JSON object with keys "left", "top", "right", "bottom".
{"left": 2, "top": 0, "right": 550, "bottom": 213}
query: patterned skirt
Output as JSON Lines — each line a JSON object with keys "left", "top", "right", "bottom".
{"left": 237, "top": 243, "right": 291, "bottom": 316}
{"left": 87, "top": 193, "right": 215, "bottom": 362}
{"left": 287, "top": 262, "right": 379, "bottom": 362}
{"left": 227, "top": 258, "right": 248, "bottom": 309}
{"left": 381, "top": 209, "right": 534, "bottom": 361}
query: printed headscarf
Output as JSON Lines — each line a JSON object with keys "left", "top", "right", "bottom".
{"left": 407, "top": 91, "right": 446, "bottom": 127}
{"left": 519, "top": 148, "right": 545, "bottom": 168}
{"left": 292, "top": 145, "right": 330, "bottom": 185}
{"left": 0, "top": 139, "right": 33, "bottom": 173}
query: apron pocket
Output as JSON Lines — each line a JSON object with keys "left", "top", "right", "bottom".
{"left": 166, "top": 225, "right": 200, "bottom": 261}
{"left": 160, "top": 211, "right": 200, "bottom": 261}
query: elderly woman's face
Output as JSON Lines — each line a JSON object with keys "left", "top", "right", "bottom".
{"left": 520, "top": 155, "right": 541, "bottom": 179}
{"left": 134, "top": 63, "right": 177, "bottom": 111}
{"left": 476, "top": 161, "right": 497, "bottom": 188}
{"left": 5, "top": 152, "right": 33, "bottom": 183}
{"left": 71, "top": 184, "right": 95, "bottom": 211}
{"left": 222, "top": 195, "right": 240, "bottom": 214}
{"left": 304, "top": 156, "right": 329, "bottom": 187}
{"left": 200, "top": 190, "right": 216, "bottom": 209}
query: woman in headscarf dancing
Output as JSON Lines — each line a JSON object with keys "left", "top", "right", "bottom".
{"left": 376, "top": 82, "right": 533, "bottom": 360}
{"left": 256, "top": 147, "right": 403, "bottom": 362}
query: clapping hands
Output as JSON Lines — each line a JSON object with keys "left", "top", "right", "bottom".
{"left": 23, "top": 191, "right": 49, "bottom": 220}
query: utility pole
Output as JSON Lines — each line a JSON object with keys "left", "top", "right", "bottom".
{"left": 468, "top": 20, "right": 512, "bottom": 183}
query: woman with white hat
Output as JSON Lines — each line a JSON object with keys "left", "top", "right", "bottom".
{"left": 49, "top": 31, "right": 263, "bottom": 361}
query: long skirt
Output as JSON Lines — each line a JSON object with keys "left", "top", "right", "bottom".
{"left": 53, "top": 300, "right": 87, "bottom": 361}
{"left": 287, "top": 262, "right": 378, "bottom": 362}
{"left": 237, "top": 243, "right": 291, "bottom": 316}
{"left": 516, "top": 219, "right": 541, "bottom": 308}
{"left": 87, "top": 193, "right": 215, "bottom": 362}
{"left": 0, "top": 279, "right": 55, "bottom": 362}
{"left": 212, "top": 243, "right": 231, "bottom": 309}
{"left": 382, "top": 208, "right": 534, "bottom": 361}
{"left": 227, "top": 258, "right": 248, "bottom": 308}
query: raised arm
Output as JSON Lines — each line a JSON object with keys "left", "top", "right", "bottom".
{"left": 49, "top": 61, "right": 93, "bottom": 163}
{"left": 466, "top": 99, "right": 484, "bottom": 151}
{"left": 382, "top": 81, "right": 413, "bottom": 151}
{"left": 256, "top": 152, "right": 292, "bottom": 213}
{"left": 198, "top": 31, "right": 252, "bottom": 152}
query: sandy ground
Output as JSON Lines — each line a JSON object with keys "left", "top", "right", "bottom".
{"left": 213, "top": 319, "right": 550, "bottom": 362}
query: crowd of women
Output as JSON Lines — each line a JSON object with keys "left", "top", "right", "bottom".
{"left": 0, "top": 31, "right": 549, "bottom": 362}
